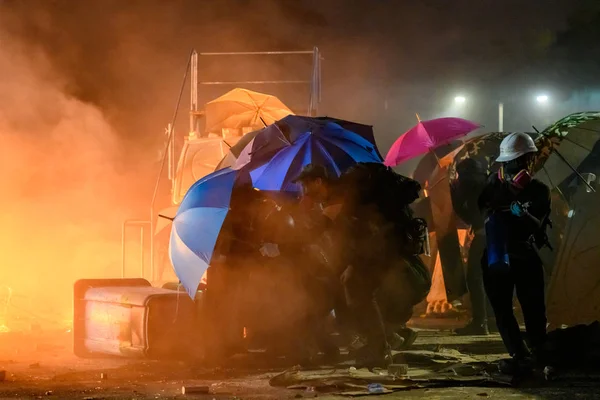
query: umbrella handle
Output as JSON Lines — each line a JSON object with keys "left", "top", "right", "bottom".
{"left": 553, "top": 148, "right": 596, "bottom": 193}
{"left": 532, "top": 125, "right": 595, "bottom": 193}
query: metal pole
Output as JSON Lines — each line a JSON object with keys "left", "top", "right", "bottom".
{"left": 315, "top": 46, "right": 321, "bottom": 115}
{"left": 199, "top": 51, "right": 314, "bottom": 56}
{"left": 498, "top": 102, "right": 504, "bottom": 132}
{"left": 170, "top": 125, "right": 175, "bottom": 195}
{"left": 199, "top": 80, "right": 309, "bottom": 85}
{"left": 150, "top": 50, "right": 193, "bottom": 283}
{"left": 190, "top": 50, "right": 198, "bottom": 135}
{"left": 167, "top": 124, "right": 173, "bottom": 181}
{"left": 121, "top": 222, "right": 126, "bottom": 278}
{"left": 309, "top": 48, "right": 316, "bottom": 116}
{"left": 140, "top": 226, "right": 145, "bottom": 279}
{"left": 317, "top": 48, "right": 322, "bottom": 105}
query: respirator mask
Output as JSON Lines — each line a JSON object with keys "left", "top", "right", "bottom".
{"left": 498, "top": 156, "right": 533, "bottom": 189}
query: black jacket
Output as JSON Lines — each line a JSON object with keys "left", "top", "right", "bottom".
{"left": 478, "top": 174, "right": 551, "bottom": 253}
{"left": 451, "top": 174, "right": 488, "bottom": 231}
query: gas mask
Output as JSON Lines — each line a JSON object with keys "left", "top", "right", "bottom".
{"left": 498, "top": 154, "right": 534, "bottom": 189}
{"left": 498, "top": 165, "right": 532, "bottom": 189}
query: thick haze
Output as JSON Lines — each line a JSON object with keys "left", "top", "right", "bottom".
{"left": 0, "top": 0, "right": 597, "bottom": 326}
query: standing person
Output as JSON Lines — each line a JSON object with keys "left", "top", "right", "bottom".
{"left": 451, "top": 158, "right": 496, "bottom": 335}
{"left": 478, "top": 133, "right": 552, "bottom": 375}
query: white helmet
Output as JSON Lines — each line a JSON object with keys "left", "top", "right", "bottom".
{"left": 495, "top": 132, "right": 538, "bottom": 162}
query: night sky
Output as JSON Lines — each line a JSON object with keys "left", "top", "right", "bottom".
{"left": 0, "top": 0, "right": 595, "bottom": 157}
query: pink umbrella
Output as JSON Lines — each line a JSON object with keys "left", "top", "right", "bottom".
{"left": 384, "top": 117, "right": 481, "bottom": 167}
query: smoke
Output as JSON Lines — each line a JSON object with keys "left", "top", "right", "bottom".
{"left": 0, "top": 0, "right": 581, "bottom": 331}
{"left": 0, "top": 0, "right": 328, "bottom": 330}
{"left": 0, "top": 18, "right": 143, "bottom": 329}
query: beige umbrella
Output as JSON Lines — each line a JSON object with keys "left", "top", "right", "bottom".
{"left": 204, "top": 88, "right": 293, "bottom": 134}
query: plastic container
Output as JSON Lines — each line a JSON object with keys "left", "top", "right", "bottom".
{"left": 484, "top": 212, "right": 510, "bottom": 270}
{"left": 367, "top": 383, "right": 385, "bottom": 394}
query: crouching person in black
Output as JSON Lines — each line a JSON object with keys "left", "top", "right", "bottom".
{"left": 478, "top": 132, "right": 551, "bottom": 375}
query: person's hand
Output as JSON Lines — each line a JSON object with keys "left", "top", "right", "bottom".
{"left": 340, "top": 265, "right": 354, "bottom": 285}
{"left": 510, "top": 201, "right": 525, "bottom": 217}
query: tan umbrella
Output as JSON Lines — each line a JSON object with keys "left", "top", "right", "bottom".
{"left": 204, "top": 88, "right": 293, "bottom": 134}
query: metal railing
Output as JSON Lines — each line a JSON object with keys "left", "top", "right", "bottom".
{"left": 121, "top": 220, "right": 151, "bottom": 279}
{"left": 135, "top": 48, "right": 322, "bottom": 283}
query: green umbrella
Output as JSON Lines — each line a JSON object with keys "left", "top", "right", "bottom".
{"left": 447, "top": 131, "right": 553, "bottom": 184}
{"left": 536, "top": 111, "right": 600, "bottom": 192}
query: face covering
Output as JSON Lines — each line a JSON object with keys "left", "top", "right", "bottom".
{"left": 498, "top": 165, "right": 532, "bottom": 189}
{"left": 498, "top": 154, "right": 534, "bottom": 189}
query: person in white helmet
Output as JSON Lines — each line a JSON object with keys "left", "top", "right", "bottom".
{"left": 478, "top": 132, "right": 552, "bottom": 375}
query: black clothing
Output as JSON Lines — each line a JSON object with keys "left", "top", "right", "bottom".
{"left": 293, "top": 163, "right": 332, "bottom": 183}
{"left": 482, "top": 251, "right": 547, "bottom": 357}
{"left": 451, "top": 166, "right": 491, "bottom": 324}
{"left": 479, "top": 174, "right": 551, "bottom": 253}
{"left": 452, "top": 176, "right": 487, "bottom": 230}
{"left": 478, "top": 174, "right": 551, "bottom": 359}
{"left": 466, "top": 233, "right": 494, "bottom": 324}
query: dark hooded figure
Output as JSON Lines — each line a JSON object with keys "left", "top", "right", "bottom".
{"left": 451, "top": 158, "right": 496, "bottom": 335}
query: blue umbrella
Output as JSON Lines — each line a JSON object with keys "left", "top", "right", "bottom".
{"left": 169, "top": 167, "right": 247, "bottom": 297}
{"left": 284, "top": 116, "right": 382, "bottom": 160}
{"left": 232, "top": 123, "right": 290, "bottom": 170}
{"left": 248, "top": 120, "right": 383, "bottom": 192}
{"left": 233, "top": 115, "right": 381, "bottom": 172}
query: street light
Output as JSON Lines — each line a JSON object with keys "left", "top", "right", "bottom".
{"left": 451, "top": 93, "right": 550, "bottom": 133}
{"left": 536, "top": 95, "right": 549, "bottom": 104}
{"left": 453, "top": 94, "right": 504, "bottom": 131}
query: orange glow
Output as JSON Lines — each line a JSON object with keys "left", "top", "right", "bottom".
{"left": 0, "top": 38, "right": 151, "bottom": 332}
{"left": 426, "top": 229, "right": 468, "bottom": 314}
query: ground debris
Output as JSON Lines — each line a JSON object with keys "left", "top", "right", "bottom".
{"left": 436, "top": 362, "right": 488, "bottom": 377}
{"left": 393, "top": 348, "right": 478, "bottom": 365}
{"left": 181, "top": 385, "right": 210, "bottom": 395}
{"left": 271, "top": 352, "right": 509, "bottom": 397}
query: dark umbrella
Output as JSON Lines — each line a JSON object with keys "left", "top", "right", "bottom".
{"left": 216, "top": 116, "right": 381, "bottom": 172}
{"left": 447, "top": 131, "right": 552, "bottom": 184}
{"left": 243, "top": 118, "right": 383, "bottom": 193}
{"left": 536, "top": 111, "right": 600, "bottom": 194}
{"left": 214, "top": 128, "right": 264, "bottom": 171}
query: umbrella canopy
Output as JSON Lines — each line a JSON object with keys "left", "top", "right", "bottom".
{"left": 231, "top": 122, "right": 291, "bottom": 171}
{"left": 244, "top": 118, "right": 383, "bottom": 192}
{"left": 169, "top": 167, "right": 248, "bottom": 297}
{"left": 385, "top": 117, "right": 481, "bottom": 167}
{"left": 411, "top": 140, "right": 464, "bottom": 186}
{"left": 536, "top": 112, "right": 600, "bottom": 192}
{"left": 216, "top": 116, "right": 382, "bottom": 172}
{"left": 204, "top": 88, "right": 294, "bottom": 134}
{"left": 214, "top": 128, "right": 264, "bottom": 171}
{"left": 447, "top": 131, "right": 554, "bottom": 184}
{"left": 281, "top": 116, "right": 383, "bottom": 160}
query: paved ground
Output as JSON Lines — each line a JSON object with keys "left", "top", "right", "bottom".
{"left": 0, "top": 319, "right": 599, "bottom": 399}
